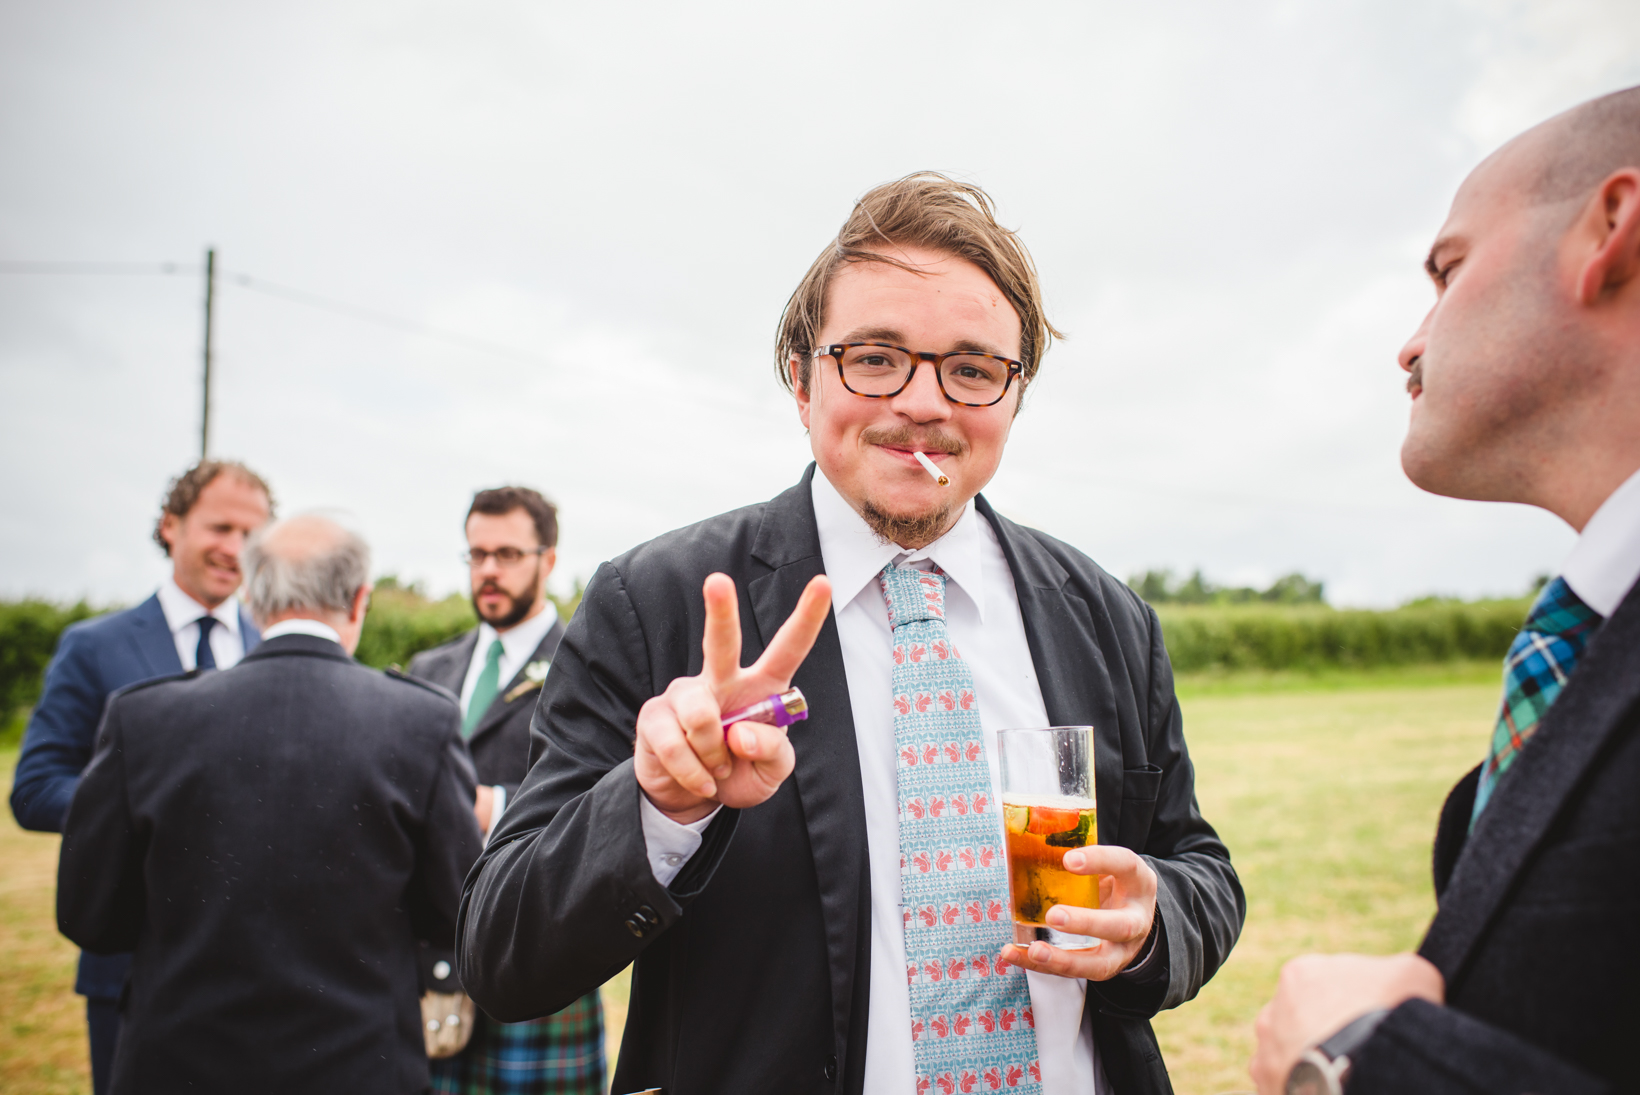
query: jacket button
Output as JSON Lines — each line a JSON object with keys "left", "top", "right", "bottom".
{"left": 624, "top": 918, "right": 645, "bottom": 938}
{"left": 824, "top": 1054, "right": 838, "bottom": 1081}
{"left": 635, "top": 904, "right": 657, "bottom": 924}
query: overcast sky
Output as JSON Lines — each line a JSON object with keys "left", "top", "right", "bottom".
{"left": 4, "top": 0, "right": 1638, "bottom": 608}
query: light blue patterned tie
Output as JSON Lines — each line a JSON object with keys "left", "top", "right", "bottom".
{"left": 881, "top": 563, "right": 1041, "bottom": 1095}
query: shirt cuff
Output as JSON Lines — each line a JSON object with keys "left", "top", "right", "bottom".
{"left": 638, "top": 794, "right": 721, "bottom": 887}
{"left": 1116, "top": 916, "right": 1164, "bottom": 981}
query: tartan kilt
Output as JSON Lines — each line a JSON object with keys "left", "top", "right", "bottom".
{"left": 430, "top": 990, "right": 605, "bottom": 1095}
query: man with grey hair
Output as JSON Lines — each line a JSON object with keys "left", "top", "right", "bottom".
{"left": 1252, "top": 85, "right": 1640, "bottom": 1094}
{"left": 57, "top": 514, "right": 486, "bottom": 1095}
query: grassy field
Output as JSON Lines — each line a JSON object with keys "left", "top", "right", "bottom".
{"left": 0, "top": 663, "right": 1498, "bottom": 1094}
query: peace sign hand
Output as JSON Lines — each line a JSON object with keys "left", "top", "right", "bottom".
{"left": 635, "top": 572, "right": 832, "bottom": 823}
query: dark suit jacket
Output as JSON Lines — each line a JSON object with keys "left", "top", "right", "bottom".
{"left": 10, "top": 592, "right": 260, "bottom": 998}
{"left": 1347, "top": 581, "right": 1640, "bottom": 1094}
{"left": 407, "top": 613, "right": 568, "bottom": 797}
{"left": 56, "top": 634, "right": 486, "bottom": 1095}
{"left": 458, "top": 468, "right": 1244, "bottom": 1095}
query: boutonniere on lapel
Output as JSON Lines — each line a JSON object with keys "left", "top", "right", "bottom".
{"left": 502, "top": 660, "right": 551, "bottom": 703}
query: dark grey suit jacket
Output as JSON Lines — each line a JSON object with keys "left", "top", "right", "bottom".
{"left": 1348, "top": 581, "right": 1640, "bottom": 1093}
{"left": 408, "top": 615, "right": 568, "bottom": 797}
{"left": 458, "top": 468, "right": 1244, "bottom": 1095}
{"left": 57, "top": 634, "right": 486, "bottom": 1095}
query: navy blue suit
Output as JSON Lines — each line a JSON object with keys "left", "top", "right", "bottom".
{"left": 11, "top": 593, "right": 260, "bottom": 997}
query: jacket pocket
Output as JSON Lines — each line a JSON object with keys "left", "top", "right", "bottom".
{"left": 1118, "top": 765, "right": 1164, "bottom": 846}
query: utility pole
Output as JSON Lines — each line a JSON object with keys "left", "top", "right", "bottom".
{"left": 201, "top": 247, "right": 216, "bottom": 460}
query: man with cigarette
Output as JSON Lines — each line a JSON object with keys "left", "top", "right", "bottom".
{"left": 408, "top": 486, "right": 605, "bottom": 1095}
{"left": 459, "top": 173, "right": 1244, "bottom": 1093}
{"left": 1250, "top": 87, "right": 1640, "bottom": 1093}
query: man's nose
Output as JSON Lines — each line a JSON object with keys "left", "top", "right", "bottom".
{"left": 890, "top": 359, "right": 952, "bottom": 421}
{"left": 1398, "top": 309, "right": 1433, "bottom": 373}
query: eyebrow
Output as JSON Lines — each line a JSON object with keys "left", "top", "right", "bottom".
{"left": 834, "top": 327, "right": 1009, "bottom": 357}
{"left": 1425, "top": 235, "right": 1459, "bottom": 280}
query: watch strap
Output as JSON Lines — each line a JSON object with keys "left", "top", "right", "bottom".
{"left": 1285, "top": 1008, "right": 1391, "bottom": 1095}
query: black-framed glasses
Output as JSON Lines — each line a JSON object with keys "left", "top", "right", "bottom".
{"left": 461, "top": 547, "right": 547, "bottom": 568}
{"left": 812, "top": 342, "right": 1024, "bottom": 407}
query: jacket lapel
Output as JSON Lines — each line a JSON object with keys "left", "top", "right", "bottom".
{"left": 470, "top": 620, "right": 566, "bottom": 744}
{"left": 1420, "top": 581, "right": 1640, "bottom": 985}
{"left": 429, "top": 631, "right": 481, "bottom": 695}
{"left": 127, "top": 594, "right": 184, "bottom": 676}
{"left": 747, "top": 466, "right": 871, "bottom": 1082}
{"left": 975, "top": 498, "right": 1127, "bottom": 847}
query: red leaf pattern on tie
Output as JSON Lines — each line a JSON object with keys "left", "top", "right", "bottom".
{"left": 881, "top": 562, "right": 1040, "bottom": 1091}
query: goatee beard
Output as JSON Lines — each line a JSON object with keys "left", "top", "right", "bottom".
{"left": 472, "top": 573, "right": 540, "bottom": 631}
{"left": 860, "top": 498, "right": 955, "bottom": 550}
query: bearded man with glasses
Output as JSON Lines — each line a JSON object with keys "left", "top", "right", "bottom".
{"left": 408, "top": 485, "right": 605, "bottom": 1095}
{"left": 459, "top": 174, "right": 1243, "bottom": 1094}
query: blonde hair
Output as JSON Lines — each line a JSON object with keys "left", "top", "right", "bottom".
{"left": 775, "top": 171, "right": 1062, "bottom": 395}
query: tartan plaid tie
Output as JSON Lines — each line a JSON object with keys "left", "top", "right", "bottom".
{"left": 880, "top": 562, "right": 1041, "bottom": 1095}
{"left": 1472, "top": 577, "right": 1602, "bottom": 823}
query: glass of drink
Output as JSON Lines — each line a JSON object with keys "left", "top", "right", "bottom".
{"left": 997, "top": 725, "right": 1099, "bottom": 950}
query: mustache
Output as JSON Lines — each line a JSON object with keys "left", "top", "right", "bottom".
{"left": 1406, "top": 357, "right": 1423, "bottom": 395}
{"left": 861, "top": 424, "right": 969, "bottom": 457}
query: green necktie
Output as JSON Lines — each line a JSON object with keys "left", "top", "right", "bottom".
{"left": 463, "top": 638, "right": 504, "bottom": 738}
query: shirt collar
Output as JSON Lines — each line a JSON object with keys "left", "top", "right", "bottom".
{"left": 1561, "top": 464, "right": 1640, "bottom": 618}
{"left": 478, "top": 601, "right": 560, "bottom": 663}
{"left": 810, "top": 469, "right": 989, "bottom": 622}
{"left": 261, "top": 618, "right": 342, "bottom": 644}
{"left": 157, "top": 575, "right": 242, "bottom": 637}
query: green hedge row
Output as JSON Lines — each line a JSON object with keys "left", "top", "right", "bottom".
{"left": 1153, "top": 599, "right": 1529, "bottom": 673}
{"left": 0, "top": 590, "right": 1524, "bottom": 741}
{"left": 0, "top": 600, "right": 100, "bottom": 719}
{"left": 0, "top": 583, "right": 587, "bottom": 741}
{"left": 353, "top": 586, "right": 479, "bottom": 669}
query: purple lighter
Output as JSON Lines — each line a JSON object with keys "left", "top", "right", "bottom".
{"left": 720, "top": 687, "right": 809, "bottom": 735}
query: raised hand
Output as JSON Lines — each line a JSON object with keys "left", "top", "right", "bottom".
{"left": 635, "top": 572, "right": 832, "bottom": 823}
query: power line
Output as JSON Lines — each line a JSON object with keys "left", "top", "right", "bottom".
{"left": 223, "top": 271, "right": 557, "bottom": 368}
{"left": 0, "top": 260, "right": 196, "bottom": 276}
{"left": 1, "top": 257, "right": 558, "bottom": 369}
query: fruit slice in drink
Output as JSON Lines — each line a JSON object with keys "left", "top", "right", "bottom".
{"left": 1002, "top": 793, "right": 1099, "bottom": 925}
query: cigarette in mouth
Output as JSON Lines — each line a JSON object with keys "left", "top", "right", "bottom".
{"left": 913, "top": 451, "right": 950, "bottom": 487}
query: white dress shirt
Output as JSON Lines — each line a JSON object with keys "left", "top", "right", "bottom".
{"left": 458, "top": 603, "right": 559, "bottom": 718}
{"left": 155, "top": 576, "right": 246, "bottom": 670}
{"left": 642, "top": 472, "right": 1106, "bottom": 1094}
{"left": 1561, "top": 466, "right": 1640, "bottom": 618}
{"left": 261, "top": 618, "right": 343, "bottom": 644}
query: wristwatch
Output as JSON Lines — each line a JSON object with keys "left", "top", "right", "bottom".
{"left": 1284, "top": 1009, "right": 1390, "bottom": 1095}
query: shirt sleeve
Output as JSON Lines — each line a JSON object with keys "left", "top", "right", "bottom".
{"left": 639, "top": 795, "right": 721, "bottom": 886}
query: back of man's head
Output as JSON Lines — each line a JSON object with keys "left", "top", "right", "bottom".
{"left": 242, "top": 515, "right": 371, "bottom": 625}
{"left": 775, "top": 171, "right": 1062, "bottom": 396}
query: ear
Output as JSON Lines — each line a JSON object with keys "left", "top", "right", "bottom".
{"left": 160, "top": 511, "right": 181, "bottom": 551}
{"left": 541, "top": 548, "right": 558, "bottom": 582}
{"left": 351, "top": 584, "right": 373, "bottom": 625}
{"left": 792, "top": 353, "right": 814, "bottom": 429}
{"left": 1577, "top": 169, "right": 1640, "bottom": 305}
